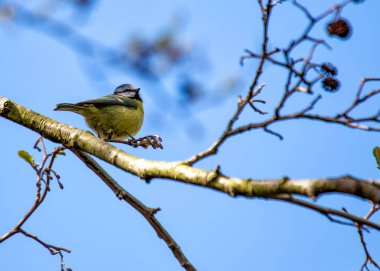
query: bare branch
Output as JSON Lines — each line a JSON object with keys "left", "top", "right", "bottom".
{"left": 365, "top": 202, "right": 380, "bottom": 220}
{"left": 19, "top": 228, "right": 71, "bottom": 255}
{"left": 185, "top": 84, "right": 267, "bottom": 165}
{"left": 72, "top": 150, "right": 196, "bottom": 271}
{"left": 338, "top": 78, "right": 380, "bottom": 118}
{"left": 301, "top": 94, "right": 322, "bottom": 114}
{"left": 0, "top": 143, "right": 64, "bottom": 242}
{"left": 357, "top": 224, "right": 380, "bottom": 271}
{"left": 263, "top": 126, "right": 283, "bottom": 140}
{"left": 271, "top": 195, "right": 380, "bottom": 230}
{"left": 2, "top": 98, "right": 380, "bottom": 208}
{"left": 186, "top": 0, "right": 277, "bottom": 166}
{"left": 187, "top": 0, "right": 378, "bottom": 168}
{"left": 0, "top": 139, "right": 69, "bottom": 269}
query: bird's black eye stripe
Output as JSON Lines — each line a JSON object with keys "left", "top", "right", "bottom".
{"left": 114, "top": 84, "right": 140, "bottom": 94}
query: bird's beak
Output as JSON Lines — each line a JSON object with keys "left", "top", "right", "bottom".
{"left": 136, "top": 88, "right": 140, "bottom": 93}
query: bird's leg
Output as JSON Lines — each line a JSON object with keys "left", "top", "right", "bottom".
{"left": 104, "top": 131, "right": 139, "bottom": 148}
{"left": 104, "top": 130, "right": 115, "bottom": 141}
{"left": 123, "top": 133, "right": 142, "bottom": 148}
{"left": 84, "top": 130, "right": 97, "bottom": 137}
{"left": 126, "top": 132, "right": 135, "bottom": 140}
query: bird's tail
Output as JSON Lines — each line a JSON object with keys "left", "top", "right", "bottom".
{"left": 54, "top": 103, "right": 86, "bottom": 112}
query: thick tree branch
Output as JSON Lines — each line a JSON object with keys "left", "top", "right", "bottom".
{"left": 1, "top": 97, "right": 380, "bottom": 206}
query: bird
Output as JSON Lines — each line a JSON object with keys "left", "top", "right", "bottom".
{"left": 54, "top": 84, "right": 144, "bottom": 140}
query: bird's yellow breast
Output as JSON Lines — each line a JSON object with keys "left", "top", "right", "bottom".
{"left": 83, "top": 100, "right": 144, "bottom": 140}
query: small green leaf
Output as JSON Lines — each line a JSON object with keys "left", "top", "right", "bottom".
{"left": 18, "top": 150, "right": 37, "bottom": 168}
{"left": 373, "top": 147, "right": 380, "bottom": 169}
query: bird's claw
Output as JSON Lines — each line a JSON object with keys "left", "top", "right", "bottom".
{"left": 128, "top": 135, "right": 163, "bottom": 149}
{"left": 106, "top": 135, "right": 163, "bottom": 149}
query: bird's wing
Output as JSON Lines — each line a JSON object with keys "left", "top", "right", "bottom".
{"left": 75, "top": 94, "right": 137, "bottom": 109}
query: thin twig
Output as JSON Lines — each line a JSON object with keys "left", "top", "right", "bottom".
{"left": 185, "top": 84, "right": 267, "bottom": 165}
{"left": 357, "top": 224, "right": 380, "bottom": 271}
{"left": 185, "top": 0, "right": 274, "bottom": 166}
{"left": 339, "top": 78, "right": 380, "bottom": 118}
{"left": 365, "top": 202, "right": 380, "bottom": 220}
{"left": 263, "top": 126, "right": 283, "bottom": 140}
{"left": 19, "top": 228, "right": 71, "bottom": 254}
{"left": 270, "top": 195, "right": 380, "bottom": 231}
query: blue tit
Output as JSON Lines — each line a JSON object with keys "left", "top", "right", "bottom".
{"left": 54, "top": 84, "right": 144, "bottom": 140}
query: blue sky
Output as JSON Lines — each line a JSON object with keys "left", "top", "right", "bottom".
{"left": 1, "top": 1, "right": 380, "bottom": 270}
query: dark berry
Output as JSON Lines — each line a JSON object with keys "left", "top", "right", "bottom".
{"left": 322, "top": 77, "right": 340, "bottom": 92}
{"left": 327, "top": 19, "right": 351, "bottom": 39}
